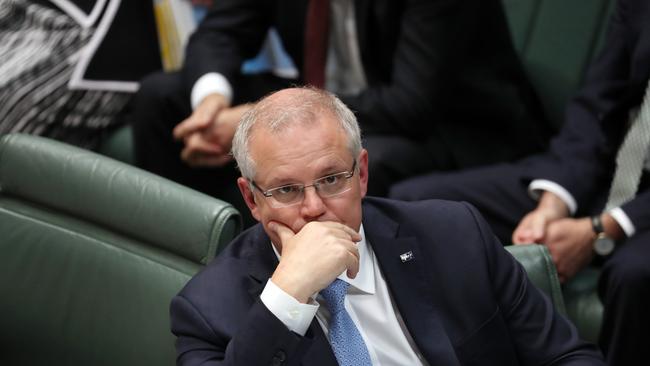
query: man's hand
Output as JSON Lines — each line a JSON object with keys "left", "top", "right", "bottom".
{"left": 512, "top": 191, "right": 569, "bottom": 244}
{"left": 178, "top": 103, "right": 253, "bottom": 167}
{"left": 544, "top": 217, "right": 595, "bottom": 283}
{"left": 269, "top": 221, "right": 362, "bottom": 303}
{"left": 173, "top": 93, "right": 230, "bottom": 140}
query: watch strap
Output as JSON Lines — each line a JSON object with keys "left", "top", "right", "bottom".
{"left": 591, "top": 215, "right": 605, "bottom": 234}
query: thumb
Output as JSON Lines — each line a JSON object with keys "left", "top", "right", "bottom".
{"left": 268, "top": 221, "right": 295, "bottom": 243}
{"left": 529, "top": 214, "right": 548, "bottom": 243}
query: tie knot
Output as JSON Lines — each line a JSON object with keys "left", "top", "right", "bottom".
{"left": 321, "top": 279, "right": 349, "bottom": 314}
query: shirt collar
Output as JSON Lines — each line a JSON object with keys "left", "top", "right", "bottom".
{"left": 270, "top": 223, "right": 376, "bottom": 295}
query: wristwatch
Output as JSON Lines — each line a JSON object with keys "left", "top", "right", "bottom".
{"left": 591, "top": 215, "right": 615, "bottom": 256}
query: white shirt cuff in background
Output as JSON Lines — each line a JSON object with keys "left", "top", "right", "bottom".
{"left": 608, "top": 207, "right": 636, "bottom": 237}
{"left": 190, "top": 73, "right": 233, "bottom": 109}
{"left": 260, "top": 279, "right": 319, "bottom": 336}
{"left": 529, "top": 179, "right": 578, "bottom": 215}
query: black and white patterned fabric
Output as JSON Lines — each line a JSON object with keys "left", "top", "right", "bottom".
{"left": 0, "top": 0, "right": 131, "bottom": 148}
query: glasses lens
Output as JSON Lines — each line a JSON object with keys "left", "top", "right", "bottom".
{"left": 316, "top": 172, "right": 352, "bottom": 197}
{"left": 269, "top": 185, "right": 303, "bottom": 205}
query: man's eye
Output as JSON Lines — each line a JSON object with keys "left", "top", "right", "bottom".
{"left": 322, "top": 175, "right": 339, "bottom": 185}
{"left": 276, "top": 185, "right": 299, "bottom": 195}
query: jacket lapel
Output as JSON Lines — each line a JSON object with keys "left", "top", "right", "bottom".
{"left": 362, "top": 202, "right": 460, "bottom": 366}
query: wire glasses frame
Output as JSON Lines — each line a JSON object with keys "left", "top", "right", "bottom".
{"left": 250, "top": 161, "right": 357, "bottom": 208}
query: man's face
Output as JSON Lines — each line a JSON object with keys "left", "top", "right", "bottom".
{"left": 237, "top": 114, "right": 369, "bottom": 249}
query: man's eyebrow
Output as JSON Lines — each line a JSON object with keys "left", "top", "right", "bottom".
{"left": 263, "top": 163, "right": 348, "bottom": 187}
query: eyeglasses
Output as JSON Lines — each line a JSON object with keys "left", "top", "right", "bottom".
{"left": 250, "top": 161, "right": 357, "bottom": 208}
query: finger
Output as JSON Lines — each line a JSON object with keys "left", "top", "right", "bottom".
{"left": 174, "top": 104, "right": 222, "bottom": 140}
{"left": 184, "top": 133, "right": 227, "bottom": 154}
{"left": 528, "top": 213, "right": 550, "bottom": 243}
{"left": 345, "top": 248, "right": 361, "bottom": 279}
{"left": 268, "top": 221, "right": 296, "bottom": 243}
{"left": 174, "top": 116, "right": 210, "bottom": 140}
{"left": 512, "top": 223, "right": 532, "bottom": 244}
{"left": 181, "top": 147, "right": 220, "bottom": 165}
{"left": 187, "top": 153, "right": 233, "bottom": 167}
{"left": 180, "top": 134, "right": 222, "bottom": 162}
{"left": 320, "top": 221, "right": 362, "bottom": 242}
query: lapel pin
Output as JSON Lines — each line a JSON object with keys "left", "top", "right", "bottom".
{"left": 400, "top": 251, "right": 414, "bottom": 263}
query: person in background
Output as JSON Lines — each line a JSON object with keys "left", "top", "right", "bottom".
{"left": 0, "top": 0, "right": 160, "bottom": 148}
{"left": 391, "top": 0, "right": 650, "bottom": 364}
{"left": 132, "top": 0, "right": 551, "bottom": 226}
{"left": 169, "top": 87, "right": 604, "bottom": 366}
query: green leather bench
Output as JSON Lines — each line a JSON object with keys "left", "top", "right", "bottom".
{"left": 503, "top": 0, "right": 614, "bottom": 130}
{"left": 0, "top": 134, "right": 241, "bottom": 365}
{"left": 505, "top": 244, "right": 566, "bottom": 315}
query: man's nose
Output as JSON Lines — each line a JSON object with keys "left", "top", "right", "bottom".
{"left": 300, "top": 186, "right": 326, "bottom": 217}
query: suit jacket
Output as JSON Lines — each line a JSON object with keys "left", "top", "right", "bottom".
{"left": 41, "top": 0, "right": 161, "bottom": 92}
{"left": 170, "top": 197, "right": 603, "bottom": 365}
{"left": 183, "top": 0, "right": 552, "bottom": 168}
{"left": 522, "top": 0, "right": 650, "bottom": 232}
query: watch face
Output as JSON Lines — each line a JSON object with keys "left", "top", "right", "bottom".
{"left": 595, "top": 236, "right": 615, "bottom": 256}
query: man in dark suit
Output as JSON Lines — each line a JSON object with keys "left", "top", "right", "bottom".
{"left": 391, "top": 0, "right": 650, "bottom": 364}
{"left": 132, "top": 0, "right": 551, "bottom": 224}
{"left": 170, "top": 87, "right": 603, "bottom": 365}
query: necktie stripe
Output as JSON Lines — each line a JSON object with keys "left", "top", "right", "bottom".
{"left": 605, "top": 80, "right": 650, "bottom": 210}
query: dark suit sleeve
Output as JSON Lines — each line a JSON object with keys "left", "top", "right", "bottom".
{"left": 526, "top": 0, "right": 645, "bottom": 205}
{"left": 465, "top": 204, "right": 605, "bottom": 365}
{"left": 340, "top": 0, "right": 531, "bottom": 139}
{"left": 620, "top": 191, "right": 650, "bottom": 233}
{"left": 171, "top": 294, "right": 314, "bottom": 366}
{"left": 181, "top": 0, "right": 274, "bottom": 92}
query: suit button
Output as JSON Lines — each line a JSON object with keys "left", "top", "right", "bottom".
{"left": 271, "top": 350, "right": 287, "bottom": 365}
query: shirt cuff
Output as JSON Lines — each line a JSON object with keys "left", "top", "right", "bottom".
{"left": 190, "top": 73, "right": 233, "bottom": 109}
{"left": 260, "top": 279, "right": 319, "bottom": 336}
{"left": 528, "top": 179, "right": 577, "bottom": 215}
{"left": 608, "top": 207, "right": 636, "bottom": 237}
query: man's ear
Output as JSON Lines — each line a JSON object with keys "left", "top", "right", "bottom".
{"left": 357, "top": 149, "right": 369, "bottom": 197}
{"left": 237, "top": 177, "right": 262, "bottom": 221}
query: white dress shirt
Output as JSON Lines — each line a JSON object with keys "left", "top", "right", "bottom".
{"left": 260, "top": 225, "right": 428, "bottom": 366}
{"left": 190, "top": 0, "right": 366, "bottom": 109}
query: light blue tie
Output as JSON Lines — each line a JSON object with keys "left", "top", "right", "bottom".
{"left": 320, "top": 279, "right": 373, "bottom": 366}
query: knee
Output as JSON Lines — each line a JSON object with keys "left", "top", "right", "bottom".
{"left": 135, "top": 72, "right": 175, "bottom": 110}
{"left": 389, "top": 174, "right": 451, "bottom": 201}
{"left": 132, "top": 71, "right": 186, "bottom": 130}
{"left": 601, "top": 247, "right": 650, "bottom": 296}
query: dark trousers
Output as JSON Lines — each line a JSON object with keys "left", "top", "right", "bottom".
{"left": 389, "top": 160, "right": 650, "bottom": 366}
{"left": 390, "top": 162, "right": 537, "bottom": 243}
{"left": 132, "top": 71, "right": 439, "bottom": 226}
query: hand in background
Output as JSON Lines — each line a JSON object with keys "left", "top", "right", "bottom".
{"left": 268, "top": 221, "right": 361, "bottom": 303}
{"left": 178, "top": 102, "right": 253, "bottom": 167}
{"left": 544, "top": 217, "right": 595, "bottom": 283}
{"left": 173, "top": 93, "right": 230, "bottom": 140}
{"left": 512, "top": 191, "right": 569, "bottom": 244}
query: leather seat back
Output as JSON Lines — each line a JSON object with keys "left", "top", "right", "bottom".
{"left": 502, "top": 0, "right": 615, "bottom": 130}
{"left": 0, "top": 134, "right": 241, "bottom": 365}
{"left": 506, "top": 244, "right": 566, "bottom": 315}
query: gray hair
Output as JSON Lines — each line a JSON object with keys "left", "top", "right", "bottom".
{"left": 231, "top": 87, "right": 362, "bottom": 179}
